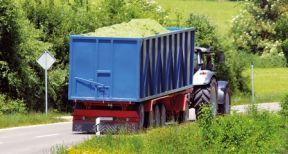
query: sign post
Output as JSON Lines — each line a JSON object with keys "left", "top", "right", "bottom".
{"left": 37, "top": 51, "right": 56, "bottom": 114}
{"left": 251, "top": 64, "right": 254, "bottom": 103}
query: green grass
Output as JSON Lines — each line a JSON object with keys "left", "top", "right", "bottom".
{"left": 232, "top": 68, "right": 288, "bottom": 105}
{"left": 0, "top": 113, "right": 67, "bottom": 129}
{"left": 157, "top": 0, "right": 242, "bottom": 35}
{"left": 65, "top": 108, "right": 288, "bottom": 154}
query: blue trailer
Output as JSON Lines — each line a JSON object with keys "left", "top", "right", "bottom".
{"left": 69, "top": 28, "right": 196, "bottom": 132}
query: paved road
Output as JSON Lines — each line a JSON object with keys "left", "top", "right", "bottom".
{"left": 232, "top": 102, "right": 281, "bottom": 113}
{"left": 0, "top": 122, "right": 92, "bottom": 154}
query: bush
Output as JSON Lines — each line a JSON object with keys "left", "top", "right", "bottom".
{"left": 231, "top": 0, "right": 288, "bottom": 64}
{"left": 280, "top": 94, "right": 288, "bottom": 118}
{"left": 211, "top": 111, "right": 282, "bottom": 153}
{"left": 198, "top": 105, "right": 214, "bottom": 147}
{"left": 186, "top": 13, "right": 220, "bottom": 49}
{"left": 0, "top": 94, "right": 27, "bottom": 115}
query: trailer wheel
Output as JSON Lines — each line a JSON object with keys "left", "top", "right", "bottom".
{"left": 219, "top": 88, "right": 231, "bottom": 114}
{"left": 160, "top": 104, "right": 166, "bottom": 126}
{"left": 154, "top": 105, "right": 160, "bottom": 127}
{"left": 137, "top": 104, "right": 145, "bottom": 129}
{"left": 179, "top": 100, "right": 189, "bottom": 123}
{"left": 193, "top": 78, "right": 218, "bottom": 118}
{"left": 145, "top": 110, "right": 154, "bottom": 128}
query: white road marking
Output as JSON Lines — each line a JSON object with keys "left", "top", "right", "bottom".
{"left": 35, "top": 134, "right": 59, "bottom": 138}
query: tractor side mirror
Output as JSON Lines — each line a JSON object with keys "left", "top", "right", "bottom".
{"left": 216, "top": 52, "right": 225, "bottom": 64}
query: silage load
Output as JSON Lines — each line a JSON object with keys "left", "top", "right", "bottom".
{"left": 84, "top": 19, "right": 168, "bottom": 37}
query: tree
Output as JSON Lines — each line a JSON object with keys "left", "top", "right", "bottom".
{"left": 0, "top": 0, "right": 50, "bottom": 110}
{"left": 231, "top": 0, "right": 288, "bottom": 58}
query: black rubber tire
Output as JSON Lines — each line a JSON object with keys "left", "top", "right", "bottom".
{"left": 179, "top": 100, "right": 189, "bottom": 123}
{"left": 137, "top": 104, "right": 145, "bottom": 129}
{"left": 219, "top": 88, "right": 231, "bottom": 114}
{"left": 159, "top": 104, "right": 166, "bottom": 126}
{"left": 192, "top": 78, "right": 218, "bottom": 118}
{"left": 145, "top": 110, "right": 154, "bottom": 128}
{"left": 154, "top": 105, "right": 160, "bottom": 127}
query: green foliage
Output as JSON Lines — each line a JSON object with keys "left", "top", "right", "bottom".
{"left": 231, "top": 0, "right": 288, "bottom": 61}
{"left": 280, "top": 94, "right": 288, "bottom": 118}
{"left": 0, "top": 0, "right": 51, "bottom": 110}
{"left": 186, "top": 14, "right": 220, "bottom": 49}
{"left": 68, "top": 108, "right": 288, "bottom": 153}
{"left": 198, "top": 105, "right": 213, "bottom": 147}
{"left": 0, "top": 94, "right": 27, "bottom": 115}
{"left": 211, "top": 111, "right": 283, "bottom": 153}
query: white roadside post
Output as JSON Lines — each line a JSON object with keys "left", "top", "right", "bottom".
{"left": 37, "top": 51, "right": 56, "bottom": 115}
{"left": 251, "top": 64, "right": 255, "bottom": 103}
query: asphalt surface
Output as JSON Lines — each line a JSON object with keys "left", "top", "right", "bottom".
{"left": 232, "top": 102, "right": 281, "bottom": 113}
{"left": 0, "top": 122, "right": 92, "bottom": 154}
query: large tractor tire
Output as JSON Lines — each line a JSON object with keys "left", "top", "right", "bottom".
{"left": 192, "top": 78, "right": 218, "bottom": 118}
{"left": 218, "top": 87, "right": 231, "bottom": 114}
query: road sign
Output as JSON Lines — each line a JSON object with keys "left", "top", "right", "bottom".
{"left": 37, "top": 51, "right": 56, "bottom": 70}
{"left": 37, "top": 51, "right": 56, "bottom": 115}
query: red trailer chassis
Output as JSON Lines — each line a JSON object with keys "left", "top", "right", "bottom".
{"left": 72, "top": 88, "right": 192, "bottom": 133}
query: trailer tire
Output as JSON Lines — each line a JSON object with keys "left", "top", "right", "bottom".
{"left": 154, "top": 105, "right": 160, "bottom": 127}
{"left": 179, "top": 100, "right": 189, "bottom": 123}
{"left": 160, "top": 104, "right": 166, "bottom": 126}
{"left": 219, "top": 88, "right": 231, "bottom": 114}
{"left": 145, "top": 110, "right": 154, "bottom": 128}
{"left": 137, "top": 104, "right": 145, "bottom": 129}
{"left": 192, "top": 78, "right": 218, "bottom": 118}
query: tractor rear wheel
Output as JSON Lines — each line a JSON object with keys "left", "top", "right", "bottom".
{"left": 192, "top": 78, "right": 218, "bottom": 118}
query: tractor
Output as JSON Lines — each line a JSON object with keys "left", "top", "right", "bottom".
{"left": 190, "top": 47, "right": 231, "bottom": 118}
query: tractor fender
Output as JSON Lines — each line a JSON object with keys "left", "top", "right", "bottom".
{"left": 193, "top": 70, "right": 216, "bottom": 86}
{"left": 217, "top": 81, "right": 229, "bottom": 104}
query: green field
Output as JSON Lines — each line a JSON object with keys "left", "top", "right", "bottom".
{"left": 233, "top": 68, "right": 288, "bottom": 104}
{"left": 157, "top": 0, "right": 241, "bottom": 35}
{"left": 0, "top": 113, "right": 66, "bottom": 129}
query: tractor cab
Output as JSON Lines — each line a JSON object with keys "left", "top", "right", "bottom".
{"left": 194, "top": 47, "right": 214, "bottom": 72}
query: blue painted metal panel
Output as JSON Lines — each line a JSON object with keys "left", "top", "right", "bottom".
{"left": 68, "top": 28, "right": 195, "bottom": 102}
{"left": 140, "top": 29, "right": 195, "bottom": 100}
